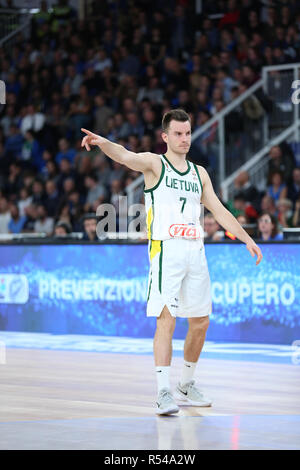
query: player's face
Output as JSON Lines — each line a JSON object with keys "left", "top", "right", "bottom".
{"left": 163, "top": 120, "right": 192, "bottom": 155}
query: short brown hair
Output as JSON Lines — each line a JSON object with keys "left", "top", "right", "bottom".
{"left": 162, "top": 108, "right": 191, "bottom": 132}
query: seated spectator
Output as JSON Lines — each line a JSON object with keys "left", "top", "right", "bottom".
{"left": 266, "top": 170, "right": 287, "bottom": 202}
{"left": 22, "top": 204, "right": 38, "bottom": 233}
{"left": 67, "top": 190, "right": 83, "bottom": 230}
{"left": 292, "top": 197, "right": 300, "bottom": 228}
{"left": 42, "top": 160, "right": 60, "bottom": 184}
{"left": 31, "top": 1, "right": 52, "bottom": 44}
{"left": 139, "top": 134, "right": 153, "bottom": 152}
{"left": 287, "top": 167, "right": 300, "bottom": 210}
{"left": 20, "top": 129, "right": 44, "bottom": 171}
{"left": 230, "top": 193, "right": 258, "bottom": 222}
{"left": 93, "top": 94, "right": 114, "bottom": 136}
{"left": 142, "top": 107, "right": 157, "bottom": 138}
{"left": 56, "top": 157, "right": 77, "bottom": 192}
{"left": 68, "top": 84, "right": 92, "bottom": 140}
{"left": 233, "top": 170, "right": 260, "bottom": 210}
{"left": 236, "top": 214, "right": 249, "bottom": 226}
{"left": 118, "top": 45, "right": 140, "bottom": 77}
{"left": 0, "top": 104, "right": 19, "bottom": 137}
{"left": 55, "top": 138, "right": 76, "bottom": 165}
{"left": 8, "top": 203, "right": 27, "bottom": 234}
{"left": 0, "top": 142, "right": 9, "bottom": 180}
{"left": 204, "top": 213, "right": 223, "bottom": 241}
{"left": 53, "top": 221, "right": 72, "bottom": 238}
{"left": 144, "top": 28, "right": 166, "bottom": 68}
{"left": 268, "top": 145, "right": 295, "bottom": 183}
{"left": 17, "top": 187, "right": 33, "bottom": 217}
{"left": 31, "top": 179, "right": 45, "bottom": 205}
{"left": 62, "top": 177, "right": 76, "bottom": 199}
{"left": 84, "top": 173, "right": 107, "bottom": 212}
{"left": 44, "top": 179, "right": 60, "bottom": 217}
{"left": 5, "top": 162, "right": 23, "bottom": 196}
{"left": 94, "top": 48, "right": 112, "bottom": 72}
{"left": 4, "top": 124, "right": 24, "bottom": 160}
{"left": 56, "top": 204, "right": 73, "bottom": 229}
{"left": 137, "top": 76, "right": 164, "bottom": 105}
{"left": 260, "top": 194, "right": 277, "bottom": 217}
{"left": 276, "top": 198, "right": 294, "bottom": 228}
{"left": 81, "top": 214, "right": 98, "bottom": 241}
{"left": 256, "top": 212, "right": 283, "bottom": 241}
{"left": 93, "top": 153, "right": 112, "bottom": 187}
{"left": 0, "top": 196, "right": 10, "bottom": 234}
{"left": 124, "top": 112, "right": 144, "bottom": 139}
{"left": 34, "top": 204, "right": 54, "bottom": 235}
{"left": 64, "top": 64, "right": 83, "bottom": 96}
{"left": 20, "top": 104, "right": 45, "bottom": 136}
{"left": 45, "top": 103, "right": 69, "bottom": 141}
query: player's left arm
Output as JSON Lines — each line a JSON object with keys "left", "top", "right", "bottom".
{"left": 198, "top": 165, "right": 263, "bottom": 265}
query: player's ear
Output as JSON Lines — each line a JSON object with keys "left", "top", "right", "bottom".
{"left": 161, "top": 132, "right": 168, "bottom": 144}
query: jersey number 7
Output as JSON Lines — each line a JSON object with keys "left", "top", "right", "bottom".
{"left": 180, "top": 197, "right": 186, "bottom": 213}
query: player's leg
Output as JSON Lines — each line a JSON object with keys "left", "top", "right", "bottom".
{"left": 183, "top": 315, "right": 210, "bottom": 363}
{"left": 154, "top": 304, "right": 176, "bottom": 366}
{"left": 146, "top": 238, "right": 186, "bottom": 414}
{"left": 179, "top": 315, "right": 209, "bottom": 388}
{"left": 153, "top": 305, "right": 179, "bottom": 415}
{"left": 175, "top": 315, "right": 212, "bottom": 406}
{"left": 175, "top": 243, "right": 212, "bottom": 406}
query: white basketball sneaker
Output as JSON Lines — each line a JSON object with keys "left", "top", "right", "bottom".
{"left": 174, "top": 380, "right": 212, "bottom": 406}
{"left": 155, "top": 388, "right": 180, "bottom": 415}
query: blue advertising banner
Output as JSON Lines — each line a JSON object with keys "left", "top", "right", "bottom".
{"left": 0, "top": 243, "right": 299, "bottom": 344}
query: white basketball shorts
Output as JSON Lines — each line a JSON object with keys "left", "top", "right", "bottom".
{"left": 146, "top": 238, "right": 212, "bottom": 318}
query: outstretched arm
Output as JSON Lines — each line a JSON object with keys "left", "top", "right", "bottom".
{"left": 81, "top": 128, "right": 157, "bottom": 173}
{"left": 199, "top": 166, "right": 263, "bottom": 265}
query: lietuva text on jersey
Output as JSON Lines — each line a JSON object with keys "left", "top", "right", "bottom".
{"left": 144, "top": 155, "right": 204, "bottom": 241}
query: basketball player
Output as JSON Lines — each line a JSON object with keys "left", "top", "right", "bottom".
{"left": 81, "top": 109, "right": 262, "bottom": 415}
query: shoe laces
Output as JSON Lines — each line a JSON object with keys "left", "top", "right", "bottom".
{"left": 159, "top": 388, "right": 173, "bottom": 401}
{"left": 183, "top": 380, "right": 203, "bottom": 397}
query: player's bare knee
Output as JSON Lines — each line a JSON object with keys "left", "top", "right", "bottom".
{"left": 188, "top": 315, "right": 210, "bottom": 334}
{"left": 156, "top": 306, "right": 176, "bottom": 335}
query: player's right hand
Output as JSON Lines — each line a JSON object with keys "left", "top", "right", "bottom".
{"left": 81, "top": 128, "right": 105, "bottom": 151}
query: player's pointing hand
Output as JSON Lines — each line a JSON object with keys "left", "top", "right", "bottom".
{"left": 81, "top": 128, "right": 105, "bottom": 151}
{"left": 246, "top": 240, "right": 263, "bottom": 266}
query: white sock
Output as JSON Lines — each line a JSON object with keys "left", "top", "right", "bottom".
{"left": 156, "top": 366, "right": 170, "bottom": 392}
{"left": 180, "top": 360, "right": 197, "bottom": 386}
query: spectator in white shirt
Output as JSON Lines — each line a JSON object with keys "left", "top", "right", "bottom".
{"left": 18, "top": 187, "right": 33, "bottom": 217}
{"left": 34, "top": 204, "right": 54, "bottom": 236}
{"left": 20, "top": 104, "right": 45, "bottom": 136}
{"left": 94, "top": 48, "right": 112, "bottom": 72}
{"left": 0, "top": 196, "right": 11, "bottom": 234}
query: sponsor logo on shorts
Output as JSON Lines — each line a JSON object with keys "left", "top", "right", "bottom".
{"left": 169, "top": 224, "right": 202, "bottom": 239}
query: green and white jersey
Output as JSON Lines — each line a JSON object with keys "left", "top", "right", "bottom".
{"left": 144, "top": 154, "right": 204, "bottom": 241}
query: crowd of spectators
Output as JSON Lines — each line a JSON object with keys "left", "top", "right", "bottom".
{"left": 205, "top": 143, "right": 300, "bottom": 241}
{"left": 0, "top": 0, "right": 300, "bottom": 240}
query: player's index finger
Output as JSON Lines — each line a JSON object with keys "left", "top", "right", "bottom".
{"left": 81, "top": 128, "right": 92, "bottom": 135}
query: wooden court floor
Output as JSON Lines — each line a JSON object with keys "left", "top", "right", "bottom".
{"left": 0, "top": 348, "right": 299, "bottom": 450}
